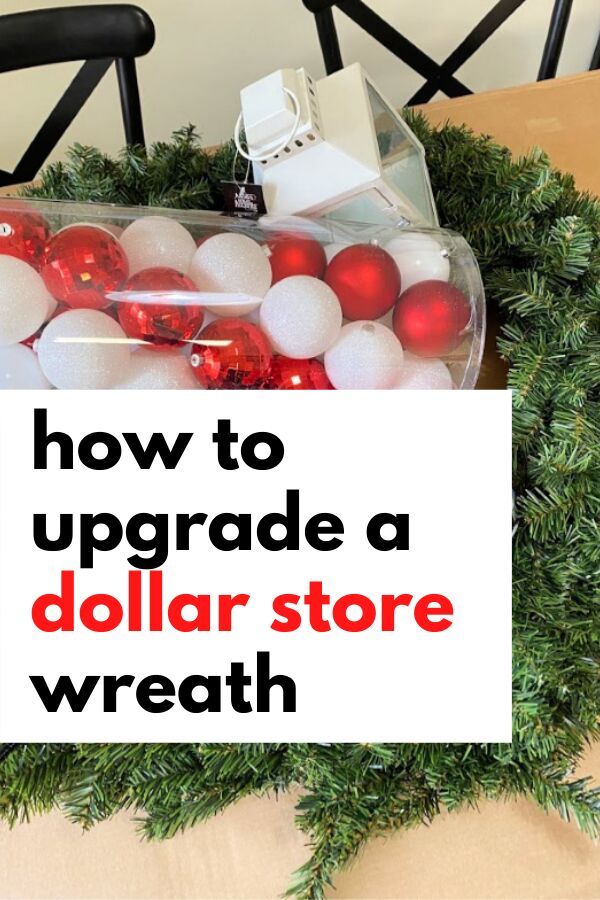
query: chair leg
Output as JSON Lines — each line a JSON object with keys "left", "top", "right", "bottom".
{"left": 315, "top": 7, "right": 343, "bottom": 74}
{"left": 591, "top": 31, "right": 600, "bottom": 70}
{"left": 116, "top": 57, "right": 146, "bottom": 148}
{"left": 538, "top": 0, "right": 573, "bottom": 80}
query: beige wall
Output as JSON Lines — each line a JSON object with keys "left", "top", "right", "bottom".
{"left": 1, "top": 0, "right": 600, "bottom": 170}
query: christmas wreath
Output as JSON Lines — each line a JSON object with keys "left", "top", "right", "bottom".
{"left": 1, "top": 116, "right": 599, "bottom": 899}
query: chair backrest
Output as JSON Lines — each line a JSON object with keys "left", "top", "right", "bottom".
{"left": 0, "top": 3, "right": 155, "bottom": 187}
{"left": 302, "top": 0, "right": 597, "bottom": 107}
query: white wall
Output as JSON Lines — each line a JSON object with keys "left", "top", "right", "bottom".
{"left": 1, "top": 0, "right": 599, "bottom": 171}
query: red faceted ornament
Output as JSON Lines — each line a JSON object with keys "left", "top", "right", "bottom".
{"left": 325, "top": 243, "right": 400, "bottom": 320}
{"left": 267, "top": 355, "right": 333, "bottom": 390}
{"left": 41, "top": 224, "right": 129, "bottom": 310}
{"left": 267, "top": 233, "right": 327, "bottom": 283}
{"left": 0, "top": 201, "right": 50, "bottom": 270}
{"left": 117, "top": 267, "right": 204, "bottom": 350}
{"left": 191, "top": 318, "right": 272, "bottom": 388}
{"left": 393, "top": 280, "right": 471, "bottom": 357}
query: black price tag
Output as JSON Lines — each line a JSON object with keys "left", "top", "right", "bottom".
{"left": 222, "top": 182, "right": 267, "bottom": 219}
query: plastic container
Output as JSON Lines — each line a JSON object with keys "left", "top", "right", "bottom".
{"left": 0, "top": 199, "right": 485, "bottom": 391}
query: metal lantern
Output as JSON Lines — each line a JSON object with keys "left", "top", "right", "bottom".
{"left": 238, "top": 63, "right": 438, "bottom": 228}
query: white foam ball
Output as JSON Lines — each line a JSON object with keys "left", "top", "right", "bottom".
{"left": 385, "top": 233, "right": 450, "bottom": 292}
{"left": 114, "top": 349, "right": 201, "bottom": 390}
{"left": 189, "top": 233, "right": 271, "bottom": 317}
{"left": 38, "top": 309, "right": 132, "bottom": 389}
{"left": 120, "top": 216, "right": 196, "bottom": 275}
{"left": 260, "top": 275, "right": 342, "bottom": 358}
{"left": 324, "top": 321, "right": 404, "bottom": 390}
{"left": 393, "top": 352, "right": 453, "bottom": 390}
{"left": 0, "top": 256, "right": 51, "bottom": 346}
{"left": 45, "top": 294, "right": 58, "bottom": 322}
{"left": 0, "top": 344, "right": 51, "bottom": 389}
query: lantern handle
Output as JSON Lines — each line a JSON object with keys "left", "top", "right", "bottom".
{"left": 234, "top": 87, "right": 302, "bottom": 163}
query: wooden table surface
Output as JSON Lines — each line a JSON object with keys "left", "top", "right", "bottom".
{"left": 1, "top": 71, "right": 599, "bottom": 899}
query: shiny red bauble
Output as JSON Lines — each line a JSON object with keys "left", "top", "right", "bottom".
{"left": 41, "top": 224, "right": 129, "bottom": 310}
{"left": 325, "top": 243, "right": 400, "bottom": 320}
{"left": 392, "top": 280, "right": 471, "bottom": 357}
{"left": 191, "top": 318, "right": 272, "bottom": 388}
{"left": 266, "top": 355, "right": 333, "bottom": 390}
{"left": 267, "top": 233, "right": 327, "bottom": 283}
{"left": 0, "top": 202, "right": 50, "bottom": 269}
{"left": 117, "top": 267, "right": 203, "bottom": 350}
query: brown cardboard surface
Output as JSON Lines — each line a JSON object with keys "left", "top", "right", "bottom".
{"left": 415, "top": 71, "right": 600, "bottom": 198}
{"left": 1, "top": 744, "right": 599, "bottom": 899}
{"left": 1, "top": 73, "right": 599, "bottom": 899}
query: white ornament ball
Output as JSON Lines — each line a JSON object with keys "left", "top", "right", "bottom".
{"left": 260, "top": 275, "right": 342, "bottom": 359}
{"left": 324, "top": 321, "right": 404, "bottom": 390}
{"left": 120, "top": 216, "right": 196, "bottom": 275}
{"left": 385, "top": 233, "right": 450, "bottom": 292}
{"left": 45, "top": 294, "right": 58, "bottom": 322}
{"left": 38, "top": 309, "right": 132, "bottom": 390}
{"left": 114, "top": 349, "right": 201, "bottom": 390}
{"left": 189, "top": 233, "right": 272, "bottom": 317}
{"left": 393, "top": 352, "right": 453, "bottom": 390}
{"left": 0, "top": 256, "right": 51, "bottom": 346}
{"left": 0, "top": 344, "right": 51, "bottom": 389}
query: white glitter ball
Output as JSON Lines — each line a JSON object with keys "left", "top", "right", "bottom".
{"left": 324, "top": 321, "right": 404, "bottom": 390}
{"left": 38, "top": 309, "right": 132, "bottom": 389}
{"left": 0, "top": 344, "right": 51, "bottom": 389}
{"left": 0, "top": 256, "right": 51, "bottom": 346}
{"left": 189, "top": 233, "right": 272, "bottom": 317}
{"left": 114, "top": 349, "right": 201, "bottom": 390}
{"left": 260, "top": 275, "right": 342, "bottom": 358}
{"left": 120, "top": 216, "right": 196, "bottom": 275}
{"left": 45, "top": 294, "right": 58, "bottom": 321}
{"left": 385, "top": 233, "right": 450, "bottom": 292}
{"left": 393, "top": 352, "right": 454, "bottom": 390}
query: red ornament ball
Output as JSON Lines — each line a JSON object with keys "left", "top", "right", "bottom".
{"left": 392, "top": 280, "right": 471, "bottom": 357}
{"left": 267, "top": 233, "right": 327, "bottom": 283}
{"left": 0, "top": 202, "right": 50, "bottom": 269}
{"left": 267, "top": 355, "right": 333, "bottom": 390}
{"left": 118, "top": 267, "right": 203, "bottom": 350}
{"left": 41, "top": 225, "right": 129, "bottom": 310}
{"left": 325, "top": 243, "right": 400, "bottom": 320}
{"left": 191, "top": 317, "right": 272, "bottom": 388}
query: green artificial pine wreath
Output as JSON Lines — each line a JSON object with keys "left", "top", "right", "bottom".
{"left": 1, "top": 119, "right": 599, "bottom": 899}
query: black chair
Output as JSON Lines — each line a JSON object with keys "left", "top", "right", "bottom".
{"left": 0, "top": 4, "right": 155, "bottom": 188}
{"left": 303, "top": 0, "right": 599, "bottom": 106}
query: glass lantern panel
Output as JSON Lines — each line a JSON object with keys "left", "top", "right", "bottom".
{"left": 321, "top": 189, "right": 409, "bottom": 227}
{"left": 366, "top": 82, "right": 438, "bottom": 227}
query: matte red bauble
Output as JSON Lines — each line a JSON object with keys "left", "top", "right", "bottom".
{"left": 0, "top": 203, "right": 50, "bottom": 269}
{"left": 392, "top": 280, "right": 471, "bottom": 357}
{"left": 267, "top": 355, "right": 333, "bottom": 390}
{"left": 118, "top": 267, "right": 203, "bottom": 349}
{"left": 325, "top": 243, "right": 400, "bottom": 320}
{"left": 191, "top": 318, "right": 272, "bottom": 388}
{"left": 267, "top": 233, "right": 327, "bottom": 283}
{"left": 41, "top": 225, "right": 129, "bottom": 310}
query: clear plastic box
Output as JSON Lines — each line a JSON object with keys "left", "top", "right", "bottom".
{"left": 0, "top": 199, "right": 485, "bottom": 391}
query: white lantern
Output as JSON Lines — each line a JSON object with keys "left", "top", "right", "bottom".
{"left": 239, "top": 63, "right": 437, "bottom": 228}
